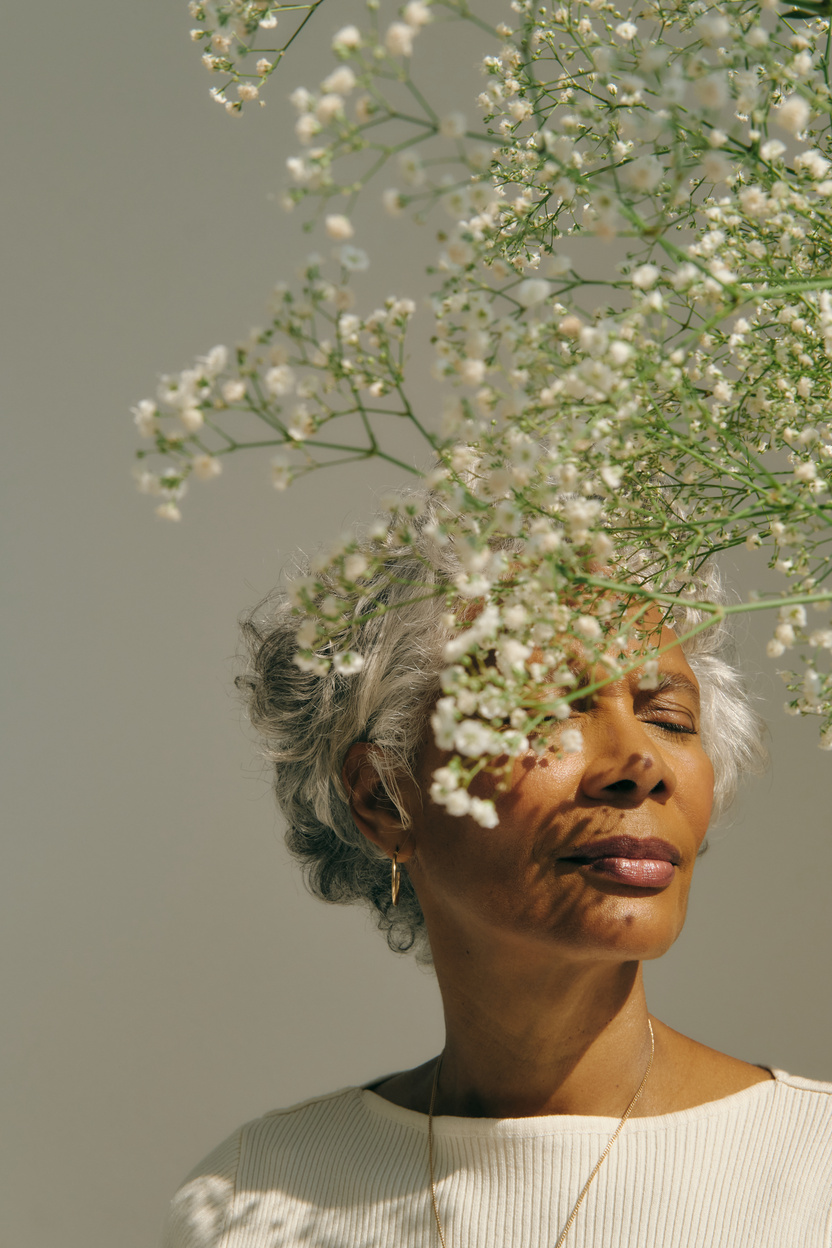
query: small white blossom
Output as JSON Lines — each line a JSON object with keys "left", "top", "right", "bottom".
{"left": 701, "top": 152, "right": 732, "bottom": 183}
{"left": 131, "top": 399, "right": 158, "bottom": 438}
{"left": 290, "top": 86, "right": 314, "bottom": 113}
{"left": 333, "top": 651, "right": 365, "bottom": 675}
{"left": 200, "top": 344, "right": 227, "bottom": 376}
{"left": 695, "top": 12, "right": 732, "bottom": 45}
{"left": 339, "top": 245, "right": 370, "bottom": 271}
{"left": 193, "top": 454, "right": 222, "bottom": 480}
{"left": 444, "top": 788, "right": 473, "bottom": 816}
{"left": 221, "top": 379, "right": 246, "bottom": 404}
{"left": 795, "top": 149, "right": 831, "bottom": 180}
{"left": 575, "top": 616, "right": 603, "bottom": 641}
{"left": 382, "top": 188, "right": 404, "bottom": 216}
{"left": 288, "top": 403, "right": 316, "bottom": 441}
{"left": 760, "top": 139, "right": 786, "bottom": 162}
{"left": 332, "top": 25, "right": 362, "bottom": 53}
{"left": 404, "top": 1, "right": 432, "bottom": 28}
{"left": 694, "top": 74, "right": 728, "bottom": 110}
{"left": 469, "top": 797, "right": 499, "bottom": 828}
{"left": 322, "top": 66, "right": 356, "bottom": 95}
{"left": 615, "top": 21, "right": 638, "bottom": 40}
{"left": 632, "top": 264, "right": 660, "bottom": 290}
{"left": 386, "top": 22, "right": 414, "bottom": 57}
{"left": 265, "top": 364, "right": 296, "bottom": 397}
{"left": 134, "top": 469, "right": 162, "bottom": 495}
{"left": 271, "top": 456, "right": 292, "bottom": 490}
{"left": 794, "top": 460, "right": 818, "bottom": 482}
{"left": 155, "top": 501, "right": 182, "bottom": 521}
{"left": 440, "top": 112, "right": 467, "bottom": 139}
{"left": 454, "top": 719, "right": 498, "bottom": 757}
{"left": 344, "top": 553, "right": 368, "bottom": 580}
{"left": 316, "top": 94, "right": 344, "bottom": 124}
{"left": 622, "top": 155, "right": 663, "bottom": 193}
{"left": 180, "top": 407, "right": 204, "bottom": 432}
{"left": 516, "top": 279, "right": 550, "bottom": 307}
{"left": 775, "top": 94, "right": 811, "bottom": 135}
{"left": 326, "top": 214, "right": 354, "bottom": 240}
{"left": 237, "top": 82, "right": 260, "bottom": 102}
{"left": 560, "top": 726, "right": 584, "bottom": 753}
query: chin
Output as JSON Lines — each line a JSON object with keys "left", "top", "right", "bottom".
{"left": 553, "top": 898, "right": 688, "bottom": 963}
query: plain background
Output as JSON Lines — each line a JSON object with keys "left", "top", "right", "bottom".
{"left": 1, "top": 3, "right": 830, "bottom": 1245}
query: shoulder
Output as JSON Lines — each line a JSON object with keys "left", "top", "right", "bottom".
{"left": 769, "top": 1067, "right": 832, "bottom": 1122}
{"left": 162, "top": 1087, "right": 365, "bottom": 1248}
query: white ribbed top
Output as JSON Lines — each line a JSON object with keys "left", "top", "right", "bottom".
{"left": 164, "top": 1069, "right": 832, "bottom": 1248}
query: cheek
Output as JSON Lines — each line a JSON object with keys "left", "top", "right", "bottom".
{"left": 687, "top": 749, "right": 716, "bottom": 848}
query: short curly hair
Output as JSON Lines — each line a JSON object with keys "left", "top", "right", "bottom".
{"left": 237, "top": 493, "right": 769, "bottom": 963}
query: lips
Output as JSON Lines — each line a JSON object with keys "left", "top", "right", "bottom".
{"left": 560, "top": 836, "right": 680, "bottom": 888}
{"left": 562, "top": 836, "right": 681, "bottom": 865}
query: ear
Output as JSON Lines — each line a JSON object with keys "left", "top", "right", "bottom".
{"left": 341, "top": 742, "right": 415, "bottom": 862}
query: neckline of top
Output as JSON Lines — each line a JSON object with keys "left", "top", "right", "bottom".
{"left": 359, "top": 1068, "right": 789, "bottom": 1137}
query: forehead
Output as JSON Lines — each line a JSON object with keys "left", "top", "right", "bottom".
{"left": 568, "top": 624, "right": 702, "bottom": 703}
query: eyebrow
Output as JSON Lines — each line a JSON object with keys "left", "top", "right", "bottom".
{"left": 571, "top": 665, "right": 701, "bottom": 709}
{"left": 648, "top": 671, "right": 702, "bottom": 709}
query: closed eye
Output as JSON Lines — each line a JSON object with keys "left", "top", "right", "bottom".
{"left": 646, "top": 720, "right": 697, "bottom": 736}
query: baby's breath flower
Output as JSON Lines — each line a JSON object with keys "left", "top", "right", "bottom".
{"left": 469, "top": 797, "right": 499, "bottom": 828}
{"left": 132, "top": 399, "right": 158, "bottom": 438}
{"left": 631, "top": 264, "right": 660, "bottom": 290}
{"left": 180, "top": 407, "right": 205, "bottom": 433}
{"left": 155, "top": 501, "right": 182, "bottom": 522}
{"left": 265, "top": 364, "right": 295, "bottom": 396}
{"left": 385, "top": 22, "right": 414, "bottom": 58}
{"left": 221, "top": 379, "right": 246, "bottom": 403}
{"left": 322, "top": 66, "right": 356, "bottom": 95}
{"left": 404, "top": 1, "right": 432, "bottom": 28}
{"left": 382, "top": 188, "right": 405, "bottom": 216}
{"left": 516, "top": 278, "right": 550, "bottom": 307}
{"left": 271, "top": 456, "right": 292, "bottom": 490}
{"left": 560, "top": 727, "right": 584, "bottom": 754}
{"left": 138, "top": 0, "right": 832, "bottom": 758}
{"left": 332, "top": 25, "right": 361, "bottom": 54}
{"left": 325, "top": 214, "right": 354, "bottom": 240}
{"left": 339, "top": 245, "right": 370, "bottom": 272}
{"left": 333, "top": 651, "right": 365, "bottom": 675}
{"left": 439, "top": 112, "right": 467, "bottom": 139}
{"left": 193, "top": 454, "right": 222, "bottom": 480}
{"left": 615, "top": 21, "right": 638, "bottom": 41}
{"left": 775, "top": 94, "right": 811, "bottom": 135}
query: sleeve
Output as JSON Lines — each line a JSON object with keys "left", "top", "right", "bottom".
{"left": 162, "top": 1127, "right": 243, "bottom": 1248}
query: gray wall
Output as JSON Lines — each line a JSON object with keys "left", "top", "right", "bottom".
{"left": 1, "top": 4, "right": 829, "bottom": 1246}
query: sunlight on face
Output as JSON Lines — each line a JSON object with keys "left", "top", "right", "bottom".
{"left": 409, "top": 622, "right": 715, "bottom": 967}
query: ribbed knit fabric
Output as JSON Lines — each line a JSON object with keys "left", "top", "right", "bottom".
{"left": 164, "top": 1069, "right": 832, "bottom": 1248}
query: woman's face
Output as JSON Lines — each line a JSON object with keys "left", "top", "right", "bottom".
{"left": 405, "top": 626, "right": 714, "bottom": 966}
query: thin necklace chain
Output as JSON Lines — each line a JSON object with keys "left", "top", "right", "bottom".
{"left": 427, "top": 1020, "right": 655, "bottom": 1248}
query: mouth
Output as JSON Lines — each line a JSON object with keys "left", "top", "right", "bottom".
{"left": 560, "top": 836, "right": 681, "bottom": 889}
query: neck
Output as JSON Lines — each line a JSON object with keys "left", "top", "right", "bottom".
{"left": 429, "top": 930, "right": 653, "bottom": 1120}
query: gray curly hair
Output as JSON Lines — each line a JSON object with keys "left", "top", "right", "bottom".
{"left": 237, "top": 492, "right": 769, "bottom": 963}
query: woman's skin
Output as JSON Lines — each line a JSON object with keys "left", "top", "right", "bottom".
{"left": 343, "top": 625, "right": 772, "bottom": 1120}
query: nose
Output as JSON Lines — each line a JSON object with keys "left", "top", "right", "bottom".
{"left": 579, "top": 719, "right": 678, "bottom": 807}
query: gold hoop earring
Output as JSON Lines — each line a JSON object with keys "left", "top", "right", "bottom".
{"left": 391, "top": 851, "right": 401, "bottom": 907}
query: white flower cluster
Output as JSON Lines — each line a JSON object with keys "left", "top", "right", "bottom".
{"left": 133, "top": 0, "right": 832, "bottom": 783}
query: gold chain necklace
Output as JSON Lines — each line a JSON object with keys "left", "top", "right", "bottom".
{"left": 427, "top": 1020, "right": 655, "bottom": 1248}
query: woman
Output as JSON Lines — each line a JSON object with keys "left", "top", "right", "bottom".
{"left": 164, "top": 497, "right": 832, "bottom": 1247}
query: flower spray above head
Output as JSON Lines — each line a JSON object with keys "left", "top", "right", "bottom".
{"left": 136, "top": 0, "right": 832, "bottom": 752}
